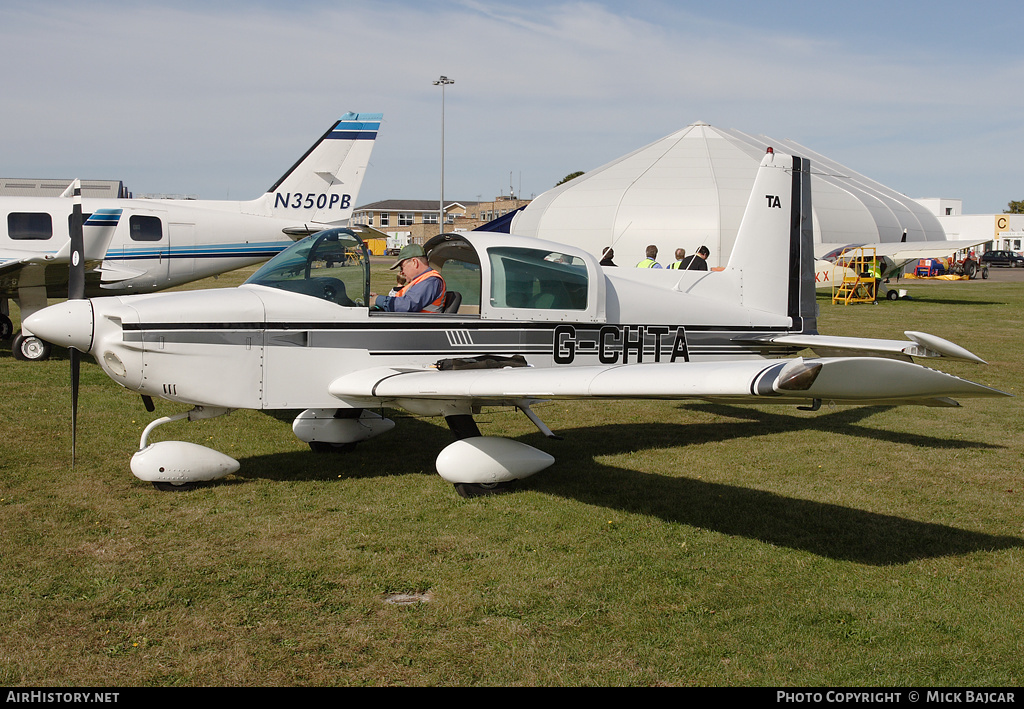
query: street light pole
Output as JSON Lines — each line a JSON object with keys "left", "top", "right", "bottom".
{"left": 433, "top": 75, "right": 453, "bottom": 233}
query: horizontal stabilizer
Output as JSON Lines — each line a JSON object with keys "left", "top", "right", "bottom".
{"left": 98, "top": 262, "right": 148, "bottom": 284}
{"left": 282, "top": 225, "right": 321, "bottom": 239}
{"left": 747, "top": 331, "right": 988, "bottom": 364}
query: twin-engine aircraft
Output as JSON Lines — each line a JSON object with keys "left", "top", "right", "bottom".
{"left": 27, "top": 149, "right": 1008, "bottom": 497}
{"left": 1, "top": 113, "right": 381, "bottom": 360}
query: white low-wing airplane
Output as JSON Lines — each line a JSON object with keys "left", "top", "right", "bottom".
{"left": 26, "top": 149, "right": 1008, "bottom": 497}
{"left": 812, "top": 237, "right": 988, "bottom": 297}
{"left": 1, "top": 113, "right": 381, "bottom": 361}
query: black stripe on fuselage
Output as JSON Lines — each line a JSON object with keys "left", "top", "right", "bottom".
{"left": 120, "top": 320, "right": 802, "bottom": 362}
{"left": 120, "top": 320, "right": 798, "bottom": 333}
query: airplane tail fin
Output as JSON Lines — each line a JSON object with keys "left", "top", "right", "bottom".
{"left": 83, "top": 209, "right": 122, "bottom": 261}
{"left": 726, "top": 148, "right": 817, "bottom": 334}
{"left": 263, "top": 113, "right": 382, "bottom": 227}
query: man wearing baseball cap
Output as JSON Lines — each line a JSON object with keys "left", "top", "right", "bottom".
{"left": 371, "top": 244, "right": 447, "bottom": 312}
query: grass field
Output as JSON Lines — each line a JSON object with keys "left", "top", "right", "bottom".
{"left": 1, "top": 264, "right": 1022, "bottom": 687}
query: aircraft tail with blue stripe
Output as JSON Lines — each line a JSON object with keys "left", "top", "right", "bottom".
{"left": 263, "top": 113, "right": 382, "bottom": 230}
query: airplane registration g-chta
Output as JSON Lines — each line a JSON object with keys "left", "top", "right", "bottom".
{"left": 26, "top": 149, "right": 1009, "bottom": 497}
{"left": 1, "top": 113, "right": 382, "bottom": 360}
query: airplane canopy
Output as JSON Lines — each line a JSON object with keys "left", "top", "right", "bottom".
{"left": 509, "top": 122, "right": 947, "bottom": 267}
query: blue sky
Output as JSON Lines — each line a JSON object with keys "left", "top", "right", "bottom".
{"left": 1, "top": 0, "right": 1021, "bottom": 213}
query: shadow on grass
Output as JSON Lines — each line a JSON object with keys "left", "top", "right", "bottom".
{"left": 536, "top": 456, "right": 1022, "bottom": 566}
{"left": 233, "top": 405, "right": 1020, "bottom": 566}
{"left": 669, "top": 402, "right": 1003, "bottom": 450}
{"left": 815, "top": 292, "right": 1006, "bottom": 307}
{"left": 892, "top": 296, "right": 1007, "bottom": 306}
{"left": 234, "top": 412, "right": 446, "bottom": 484}
{"left": 529, "top": 405, "right": 1020, "bottom": 565}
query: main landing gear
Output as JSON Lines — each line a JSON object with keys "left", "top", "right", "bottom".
{"left": 440, "top": 412, "right": 558, "bottom": 498}
{"left": 443, "top": 414, "right": 518, "bottom": 498}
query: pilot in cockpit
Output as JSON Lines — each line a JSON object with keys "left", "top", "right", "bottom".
{"left": 370, "top": 244, "right": 447, "bottom": 313}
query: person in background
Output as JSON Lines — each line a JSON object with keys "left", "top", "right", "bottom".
{"left": 388, "top": 273, "right": 407, "bottom": 296}
{"left": 636, "top": 245, "right": 662, "bottom": 268}
{"left": 600, "top": 247, "right": 617, "bottom": 266}
{"left": 869, "top": 255, "right": 883, "bottom": 304}
{"left": 668, "top": 248, "right": 686, "bottom": 269}
{"left": 678, "top": 245, "right": 710, "bottom": 271}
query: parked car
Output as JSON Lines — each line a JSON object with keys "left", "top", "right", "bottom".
{"left": 980, "top": 250, "right": 1024, "bottom": 268}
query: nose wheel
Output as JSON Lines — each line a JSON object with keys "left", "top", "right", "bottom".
{"left": 151, "top": 481, "right": 206, "bottom": 492}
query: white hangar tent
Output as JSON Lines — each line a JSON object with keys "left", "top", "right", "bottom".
{"left": 507, "top": 122, "right": 948, "bottom": 268}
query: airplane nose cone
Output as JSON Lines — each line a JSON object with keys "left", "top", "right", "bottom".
{"left": 24, "top": 300, "right": 95, "bottom": 352}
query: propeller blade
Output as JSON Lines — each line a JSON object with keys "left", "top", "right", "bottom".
{"left": 69, "top": 180, "right": 84, "bottom": 467}
{"left": 69, "top": 181, "right": 85, "bottom": 300}
{"left": 71, "top": 348, "right": 80, "bottom": 468}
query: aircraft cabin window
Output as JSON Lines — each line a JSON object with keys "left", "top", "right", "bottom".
{"left": 8, "top": 212, "right": 53, "bottom": 240}
{"left": 129, "top": 215, "right": 162, "bottom": 241}
{"left": 488, "top": 247, "right": 588, "bottom": 311}
{"left": 428, "top": 238, "right": 482, "bottom": 314}
{"left": 245, "top": 229, "right": 369, "bottom": 307}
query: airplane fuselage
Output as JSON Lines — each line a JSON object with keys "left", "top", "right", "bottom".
{"left": 0, "top": 195, "right": 297, "bottom": 297}
{"left": 76, "top": 279, "right": 801, "bottom": 413}
{"left": 1, "top": 112, "right": 381, "bottom": 360}
{"left": 37, "top": 225, "right": 801, "bottom": 411}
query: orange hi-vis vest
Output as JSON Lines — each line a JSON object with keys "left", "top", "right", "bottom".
{"left": 397, "top": 269, "right": 446, "bottom": 312}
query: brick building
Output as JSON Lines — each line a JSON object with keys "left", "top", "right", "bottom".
{"left": 352, "top": 196, "right": 530, "bottom": 246}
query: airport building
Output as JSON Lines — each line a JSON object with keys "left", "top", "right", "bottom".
{"left": 0, "top": 178, "right": 131, "bottom": 199}
{"left": 915, "top": 198, "right": 1024, "bottom": 253}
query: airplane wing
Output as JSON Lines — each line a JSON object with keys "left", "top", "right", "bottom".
{"left": 1, "top": 245, "right": 103, "bottom": 295}
{"left": 0, "top": 249, "right": 66, "bottom": 294}
{"left": 816, "top": 239, "right": 987, "bottom": 263}
{"left": 1, "top": 248, "right": 61, "bottom": 271}
{"left": 328, "top": 355, "right": 1007, "bottom": 412}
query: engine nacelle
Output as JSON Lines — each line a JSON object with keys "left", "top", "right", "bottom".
{"left": 291, "top": 408, "right": 396, "bottom": 444}
{"left": 130, "top": 441, "right": 240, "bottom": 484}
{"left": 435, "top": 437, "right": 554, "bottom": 484}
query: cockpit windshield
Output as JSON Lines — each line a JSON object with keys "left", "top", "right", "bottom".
{"left": 245, "top": 228, "right": 369, "bottom": 307}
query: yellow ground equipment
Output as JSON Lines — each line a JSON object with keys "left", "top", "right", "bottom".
{"left": 832, "top": 247, "right": 878, "bottom": 305}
